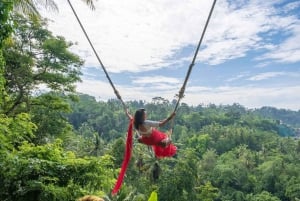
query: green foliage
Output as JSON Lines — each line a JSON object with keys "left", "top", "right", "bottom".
{"left": 196, "top": 181, "right": 219, "bottom": 201}
{"left": 0, "top": 1, "right": 13, "bottom": 110}
{"left": 62, "top": 97, "right": 300, "bottom": 200}
{"left": 0, "top": 50, "right": 5, "bottom": 109}
{"left": 109, "top": 138, "right": 126, "bottom": 168}
{"left": 0, "top": 140, "right": 115, "bottom": 201}
{"left": 186, "top": 133, "right": 211, "bottom": 157}
{"left": 0, "top": 1, "right": 13, "bottom": 45}
{"left": 246, "top": 191, "right": 281, "bottom": 201}
{"left": 285, "top": 176, "right": 300, "bottom": 200}
{"left": 255, "top": 106, "right": 300, "bottom": 127}
{"left": 1, "top": 95, "right": 300, "bottom": 200}
{"left": 30, "top": 93, "right": 73, "bottom": 144}
{"left": 277, "top": 124, "right": 295, "bottom": 137}
{"left": 0, "top": 113, "right": 36, "bottom": 150}
{"left": 158, "top": 149, "right": 198, "bottom": 201}
{"left": 3, "top": 14, "right": 83, "bottom": 115}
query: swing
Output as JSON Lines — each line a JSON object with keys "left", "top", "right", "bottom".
{"left": 67, "top": 0, "right": 217, "bottom": 195}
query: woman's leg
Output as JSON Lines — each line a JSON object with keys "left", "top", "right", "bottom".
{"left": 157, "top": 137, "right": 172, "bottom": 147}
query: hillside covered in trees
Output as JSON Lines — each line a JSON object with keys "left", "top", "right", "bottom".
{"left": 1, "top": 2, "right": 300, "bottom": 201}
{"left": 1, "top": 90, "right": 300, "bottom": 200}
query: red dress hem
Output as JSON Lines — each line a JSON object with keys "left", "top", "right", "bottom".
{"left": 139, "top": 128, "right": 177, "bottom": 158}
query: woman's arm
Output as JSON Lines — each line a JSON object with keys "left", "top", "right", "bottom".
{"left": 159, "top": 112, "right": 176, "bottom": 127}
{"left": 126, "top": 109, "right": 133, "bottom": 120}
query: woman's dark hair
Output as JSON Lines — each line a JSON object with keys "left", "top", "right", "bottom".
{"left": 134, "top": 108, "right": 145, "bottom": 129}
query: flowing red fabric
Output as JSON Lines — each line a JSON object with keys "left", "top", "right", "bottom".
{"left": 139, "top": 128, "right": 177, "bottom": 158}
{"left": 111, "top": 119, "right": 133, "bottom": 195}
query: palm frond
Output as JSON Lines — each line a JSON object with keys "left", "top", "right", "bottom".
{"left": 81, "top": 0, "right": 95, "bottom": 10}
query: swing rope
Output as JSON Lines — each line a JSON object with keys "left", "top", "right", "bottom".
{"left": 173, "top": 0, "right": 217, "bottom": 113}
{"left": 67, "top": 0, "right": 127, "bottom": 111}
{"left": 167, "top": 0, "right": 217, "bottom": 139}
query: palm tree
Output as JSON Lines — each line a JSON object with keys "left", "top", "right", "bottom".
{"left": 80, "top": 0, "right": 95, "bottom": 9}
{"left": 12, "top": 0, "right": 58, "bottom": 17}
{"left": 12, "top": 0, "right": 96, "bottom": 18}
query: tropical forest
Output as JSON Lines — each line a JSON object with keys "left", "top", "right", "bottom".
{"left": 0, "top": 1, "right": 300, "bottom": 201}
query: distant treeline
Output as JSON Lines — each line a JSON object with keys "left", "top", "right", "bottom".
{"left": 67, "top": 94, "right": 299, "bottom": 140}
{"left": 253, "top": 106, "right": 300, "bottom": 128}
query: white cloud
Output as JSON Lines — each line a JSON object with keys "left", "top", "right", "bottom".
{"left": 42, "top": 0, "right": 300, "bottom": 72}
{"left": 282, "top": 1, "right": 300, "bottom": 13}
{"left": 247, "top": 72, "right": 286, "bottom": 81}
{"left": 247, "top": 71, "right": 300, "bottom": 81}
{"left": 200, "top": 1, "right": 300, "bottom": 66}
{"left": 76, "top": 79, "right": 179, "bottom": 102}
{"left": 75, "top": 80, "right": 300, "bottom": 110}
{"left": 43, "top": 0, "right": 215, "bottom": 73}
{"left": 258, "top": 22, "right": 300, "bottom": 63}
{"left": 39, "top": 1, "right": 300, "bottom": 110}
{"left": 132, "top": 76, "right": 180, "bottom": 85}
{"left": 226, "top": 72, "right": 250, "bottom": 82}
{"left": 184, "top": 85, "right": 300, "bottom": 110}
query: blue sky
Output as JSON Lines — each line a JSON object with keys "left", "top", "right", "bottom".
{"left": 42, "top": 0, "right": 300, "bottom": 110}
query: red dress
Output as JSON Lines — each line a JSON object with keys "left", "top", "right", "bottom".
{"left": 139, "top": 128, "right": 177, "bottom": 158}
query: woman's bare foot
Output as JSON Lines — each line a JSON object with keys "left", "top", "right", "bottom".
{"left": 158, "top": 138, "right": 171, "bottom": 147}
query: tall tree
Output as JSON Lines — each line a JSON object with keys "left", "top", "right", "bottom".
{"left": 12, "top": 0, "right": 58, "bottom": 18}
{"left": 12, "top": 0, "right": 96, "bottom": 18}
{"left": 0, "top": 1, "right": 14, "bottom": 111}
{"left": 3, "top": 14, "right": 83, "bottom": 115}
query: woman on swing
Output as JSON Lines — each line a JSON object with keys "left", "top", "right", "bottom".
{"left": 126, "top": 108, "right": 177, "bottom": 158}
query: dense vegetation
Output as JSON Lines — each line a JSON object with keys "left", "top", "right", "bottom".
{"left": 254, "top": 107, "right": 300, "bottom": 128}
{"left": 1, "top": 2, "right": 300, "bottom": 201}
